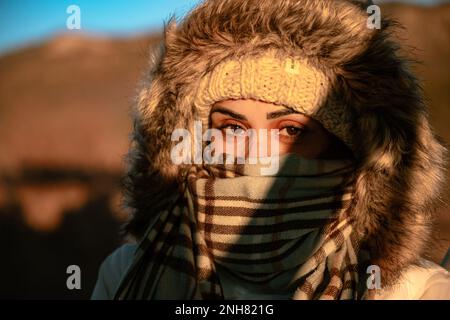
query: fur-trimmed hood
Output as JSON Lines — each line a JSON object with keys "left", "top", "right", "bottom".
{"left": 121, "top": 0, "right": 448, "bottom": 290}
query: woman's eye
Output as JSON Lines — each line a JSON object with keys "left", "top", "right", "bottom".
{"left": 279, "top": 126, "right": 304, "bottom": 138}
{"left": 221, "top": 124, "right": 246, "bottom": 136}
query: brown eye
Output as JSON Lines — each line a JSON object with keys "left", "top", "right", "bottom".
{"left": 279, "top": 126, "right": 304, "bottom": 137}
{"left": 220, "top": 123, "right": 247, "bottom": 136}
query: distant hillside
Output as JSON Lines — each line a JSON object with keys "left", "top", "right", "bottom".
{"left": 0, "top": 33, "right": 161, "bottom": 175}
{"left": 382, "top": 3, "right": 450, "bottom": 141}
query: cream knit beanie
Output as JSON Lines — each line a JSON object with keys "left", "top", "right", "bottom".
{"left": 193, "top": 49, "right": 354, "bottom": 153}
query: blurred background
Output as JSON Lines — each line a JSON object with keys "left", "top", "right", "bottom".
{"left": 0, "top": 0, "right": 449, "bottom": 299}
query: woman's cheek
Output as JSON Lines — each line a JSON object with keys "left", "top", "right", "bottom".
{"left": 218, "top": 133, "right": 249, "bottom": 158}
{"left": 278, "top": 132, "right": 331, "bottom": 159}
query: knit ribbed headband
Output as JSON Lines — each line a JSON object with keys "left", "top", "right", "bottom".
{"left": 193, "top": 49, "right": 355, "bottom": 153}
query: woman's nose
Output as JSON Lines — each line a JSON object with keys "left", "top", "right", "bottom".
{"left": 246, "top": 128, "right": 282, "bottom": 158}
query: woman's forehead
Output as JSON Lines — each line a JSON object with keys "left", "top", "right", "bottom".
{"left": 213, "top": 98, "right": 287, "bottom": 110}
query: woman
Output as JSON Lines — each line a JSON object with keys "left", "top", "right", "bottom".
{"left": 92, "top": 0, "right": 450, "bottom": 299}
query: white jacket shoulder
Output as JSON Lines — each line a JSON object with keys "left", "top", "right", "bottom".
{"left": 375, "top": 258, "right": 450, "bottom": 300}
{"left": 90, "top": 243, "right": 138, "bottom": 300}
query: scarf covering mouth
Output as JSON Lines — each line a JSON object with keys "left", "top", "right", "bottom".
{"left": 113, "top": 153, "right": 372, "bottom": 300}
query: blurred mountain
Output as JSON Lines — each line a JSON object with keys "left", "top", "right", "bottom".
{"left": 0, "top": 3, "right": 449, "bottom": 298}
{"left": 383, "top": 3, "right": 450, "bottom": 140}
{"left": 0, "top": 33, "right": 161, "bottom": 175}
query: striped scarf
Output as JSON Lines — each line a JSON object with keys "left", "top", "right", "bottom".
{"left": 114, "top": 153, "right": 370, "bottom": 300}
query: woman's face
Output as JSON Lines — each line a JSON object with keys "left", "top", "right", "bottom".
{"left": 209, "top": 99, "right": 352, "bottom": 159}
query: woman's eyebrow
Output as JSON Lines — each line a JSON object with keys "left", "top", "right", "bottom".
{"left": 210, "top": 105, "right": 300, "bottom": 121}
{"left": 266, "top": 108, "right": 299, "bottom": 119}
{"left": 210, "top": 106, "right": 247, "bottom": 120}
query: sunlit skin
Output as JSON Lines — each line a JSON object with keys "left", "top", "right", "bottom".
{"left": 209, "top": 99, "right": 353, "bottom": 160}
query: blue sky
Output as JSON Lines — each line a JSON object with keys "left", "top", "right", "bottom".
{"left": 0, "top": 0, "right": 448, "bottom": 54}
{"left": 0, "top": 0, "right": 201, "bottom": 54}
